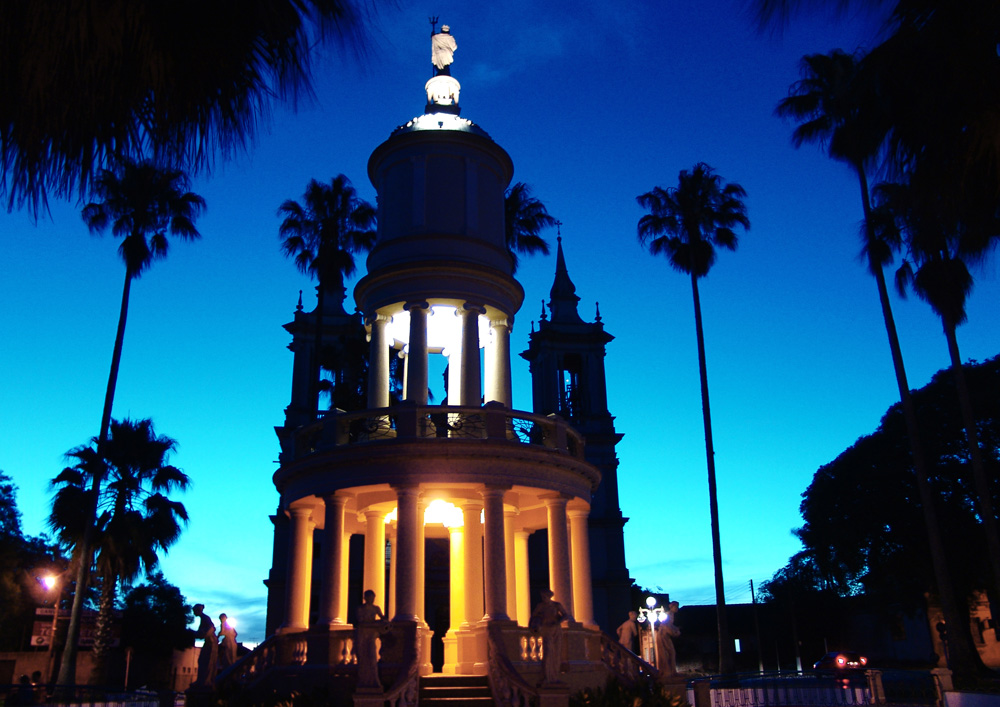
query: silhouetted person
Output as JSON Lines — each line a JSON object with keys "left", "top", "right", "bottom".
{"left": 10, "top": 675, "right": 35, "bottom": 706}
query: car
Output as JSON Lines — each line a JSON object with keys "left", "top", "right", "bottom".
{"left": 813, "top": 651, "right": 868, "bottom": 672}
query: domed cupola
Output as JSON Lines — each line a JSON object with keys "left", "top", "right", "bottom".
{"left": 355, "top": 26, "right": 523, "bottom": 326}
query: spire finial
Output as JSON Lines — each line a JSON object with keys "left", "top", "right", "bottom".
{"left": 539, "top": 299, "right": 547, "bottom": 321}
{"left": 296, "top": 290, "right": 303, "bottom": 312}
{"left": 595, "top": 301, "right": 602, "bottom": 322}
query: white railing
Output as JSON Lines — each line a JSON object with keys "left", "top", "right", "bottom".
{"left": 283, "top": 403, "right": 588, "bottom": 465}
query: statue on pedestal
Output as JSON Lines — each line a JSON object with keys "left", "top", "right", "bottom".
{"left": 355, "top": 590, "right": 386, "bottom": 689}
{"left": 529, "top": 589, "right": 571, "bottom": 685}
{"left": 192, "top": 604, "right": 218, "bottom": 687}
{"left": 430, "top": 20, "right": 457, "bottom": 75}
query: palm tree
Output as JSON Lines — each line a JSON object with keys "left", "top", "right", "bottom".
{"left": 879, "top": 175, "right": 1000, "bottom": 655}
{"left": 0, "top": 0, "right": 368, "bottom": 214}
{"left": 776, "top": 50, "right": 983, "bottom": 676}
{"left": 504, "top": 182, "right": 556, "bottom": 273}
{"left": 279, "top": 175, "right": 376, "bottom": 414}
{"left": 55, "top": 161, "right": 203, "bottom": 686}
{"left": 636, "top": 163, "right": 749, "bottom": 673}
{"left": 50, "top": 418, "right": 189, "bottom": 683}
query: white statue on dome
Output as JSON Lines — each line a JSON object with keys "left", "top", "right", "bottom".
{"left": 431, "top": 24, "right": 457, "bottom": 75}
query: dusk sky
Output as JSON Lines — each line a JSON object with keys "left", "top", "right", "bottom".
{"left": 3, "top": 1, "right": 998, "bottom": 645}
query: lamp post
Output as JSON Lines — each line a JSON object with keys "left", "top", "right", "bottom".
{"left": 40, "top": 573, "right": 64, "bottom": 683}
{"left": 636, "top": 596, "right": 668, "bottom": 668}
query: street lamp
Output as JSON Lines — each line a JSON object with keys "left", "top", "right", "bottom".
{"left": 39, "top": 572, "right": 63, "bottom": 683}
{"left": 636, "top": 596, "right": 668, "bottom": 668}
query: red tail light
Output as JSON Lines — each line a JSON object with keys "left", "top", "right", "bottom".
{"left": 860, "top": 656, "right": 867, "bottom": 666}
{"left": 836, "top": 655, "right": 847, "bottom": 667}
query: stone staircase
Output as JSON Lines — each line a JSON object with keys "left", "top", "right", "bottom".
{"left": 419, "top": 674, "right": 494, "bottom": 707}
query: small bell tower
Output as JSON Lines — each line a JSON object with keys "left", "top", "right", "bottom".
{"left": 521, "top": 236, "right": 632, "bottom": 633}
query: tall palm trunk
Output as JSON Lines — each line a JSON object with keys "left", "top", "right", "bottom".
{"left": 57, "top": 269, "right": 132, "bottom": 687}
{"left": 690, "top": 270, "right": 733, "bottom": 673}
{"left": 90, "top": 576, "right": 118, "bottom": 684}
{"left": 943, "top": 318, "right": 1000, "bottom": 647}
{"left": 858, "top": 172, "right": 982, "bottom": 676}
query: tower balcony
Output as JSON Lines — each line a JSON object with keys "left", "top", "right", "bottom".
{"left": 274, "top": 402, "right": 599, "bottom": 503}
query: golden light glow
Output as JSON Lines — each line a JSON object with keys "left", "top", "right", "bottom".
{"left": 425, "top": 499, "right": 464, "bottom": 528}
{"left": 382, "top": 499, "right": 466, "bottom": 527}
{"left": 41, "top": 574, "right": 57, "bottom": 591}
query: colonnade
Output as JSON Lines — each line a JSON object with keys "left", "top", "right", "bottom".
{"left": 277, "top": 487, "right": 596, "bottom": 641}
{"left": 366, "top": 303, "right": 513, "bottom": 410}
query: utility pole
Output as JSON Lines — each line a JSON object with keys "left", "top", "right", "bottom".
{"left": 750, "top": 580, "right": 764, "bottom": 673}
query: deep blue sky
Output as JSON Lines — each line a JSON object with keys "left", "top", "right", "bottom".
{"left": 2, "top": 1, "right": 998, "bottom": 644}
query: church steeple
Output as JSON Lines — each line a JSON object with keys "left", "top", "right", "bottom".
{"left": 521, "top": 237, "right": 631, "bottom": 634}
{"left": 548, "top": 236, "right": 584, "bottom": 324}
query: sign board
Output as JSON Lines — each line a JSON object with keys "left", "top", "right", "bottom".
{"left": 31, "top": 609, "right": 120, "bottom": 648}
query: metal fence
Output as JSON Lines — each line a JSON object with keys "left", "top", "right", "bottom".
{"left": 688, "top": 670, "right": 941, "bottom": 707}
{"left": 0, "top": 685, "right": 180, "bottom": 707}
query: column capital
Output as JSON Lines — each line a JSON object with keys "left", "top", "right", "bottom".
{"left": 288, "top": 505, "right": 314, "bottom": 521}
{"left": 539, "top": 492, "right": 571, "bottom": 507}
{"left": 404, "top": 301, "right": 430, "bottom": 312}
{"left": 489, "top": 316, "right": 511, "bottom": 330}
{"left": 462, "top": 302, "right": 486, "bottom": 315}
{"left": 457, "top": 498, "right": 484, "bottom": 512}
{"left": 566, "top": 505, "right": 591, "bottom": 519}
{"left": 365, "top": 312, "right": 393, "bottom": 326}
{"left": 391, "top": 483, "right": 422, "bottom": 498}
{"left": 480, "top": 484, "right": 511, "bottom": 501}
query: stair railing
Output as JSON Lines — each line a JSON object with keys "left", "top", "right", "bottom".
{"left": 598, "top": 633, "right": 659, "bottom": 688}
{"left": 487, "top": 624, "right": 539, "bottom": 707}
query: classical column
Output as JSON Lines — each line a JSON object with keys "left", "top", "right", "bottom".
{"left": 504, "top": 508, "right": 517, "bottom": 622}
{"left": 447, "top": 525, "right": 466, "bottom": 630}
{"left": 404, "top": 302, "right": 429, "bottom": 404}
{"left": 446, "top": 343, "right": 462, "bottom": 407}
{"left": 393, "top": 486, "right": 421, "bottom": 621}
{"left": 416, "top": 498, "right": 427, "bottom": 623}
{"left": 363, "top": 509, "right": 387, "bottom": 608}
{"left": 339, "top": 529, "right": 351, "bottom": 623}
{"left": 444, "top": 523, "right": 465, "bottom": 674}
{"left": 459, "top": 304, "right": 484, "bottom": 406}
{"left": 481, "top": 487, "right": 509, "bottom": 621}
{"left": 542, "top": 494, "right": 573, "bottom": 617}
{"left": 460, "top": 500, "right": 485, "bottom": 625}
{"left": 319, "top": 495, "right": 348, "bottom": 626}
{"left": 485, "top": 317, "right": 512, "bottom": 407}
{"left": 282, "top": 506, "right": 315, "bottom": 631}
{"left": 367, "top": 313, "right": 391, "bottom": 409}
{"left": 514, "top": 530, "right": 531, "bottom": 626}
{"left": 568, "top": 505, "right": 596, "bottom": 627}
{"left": 387, "top": 529, "right": 397, "bottom": 620}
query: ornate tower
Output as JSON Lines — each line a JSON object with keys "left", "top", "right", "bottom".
{"left": 521, "top": 238, "right": 632, "bottom": 634}
{"left": 259, "top": 26, "right": 643, "bottom": 699}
